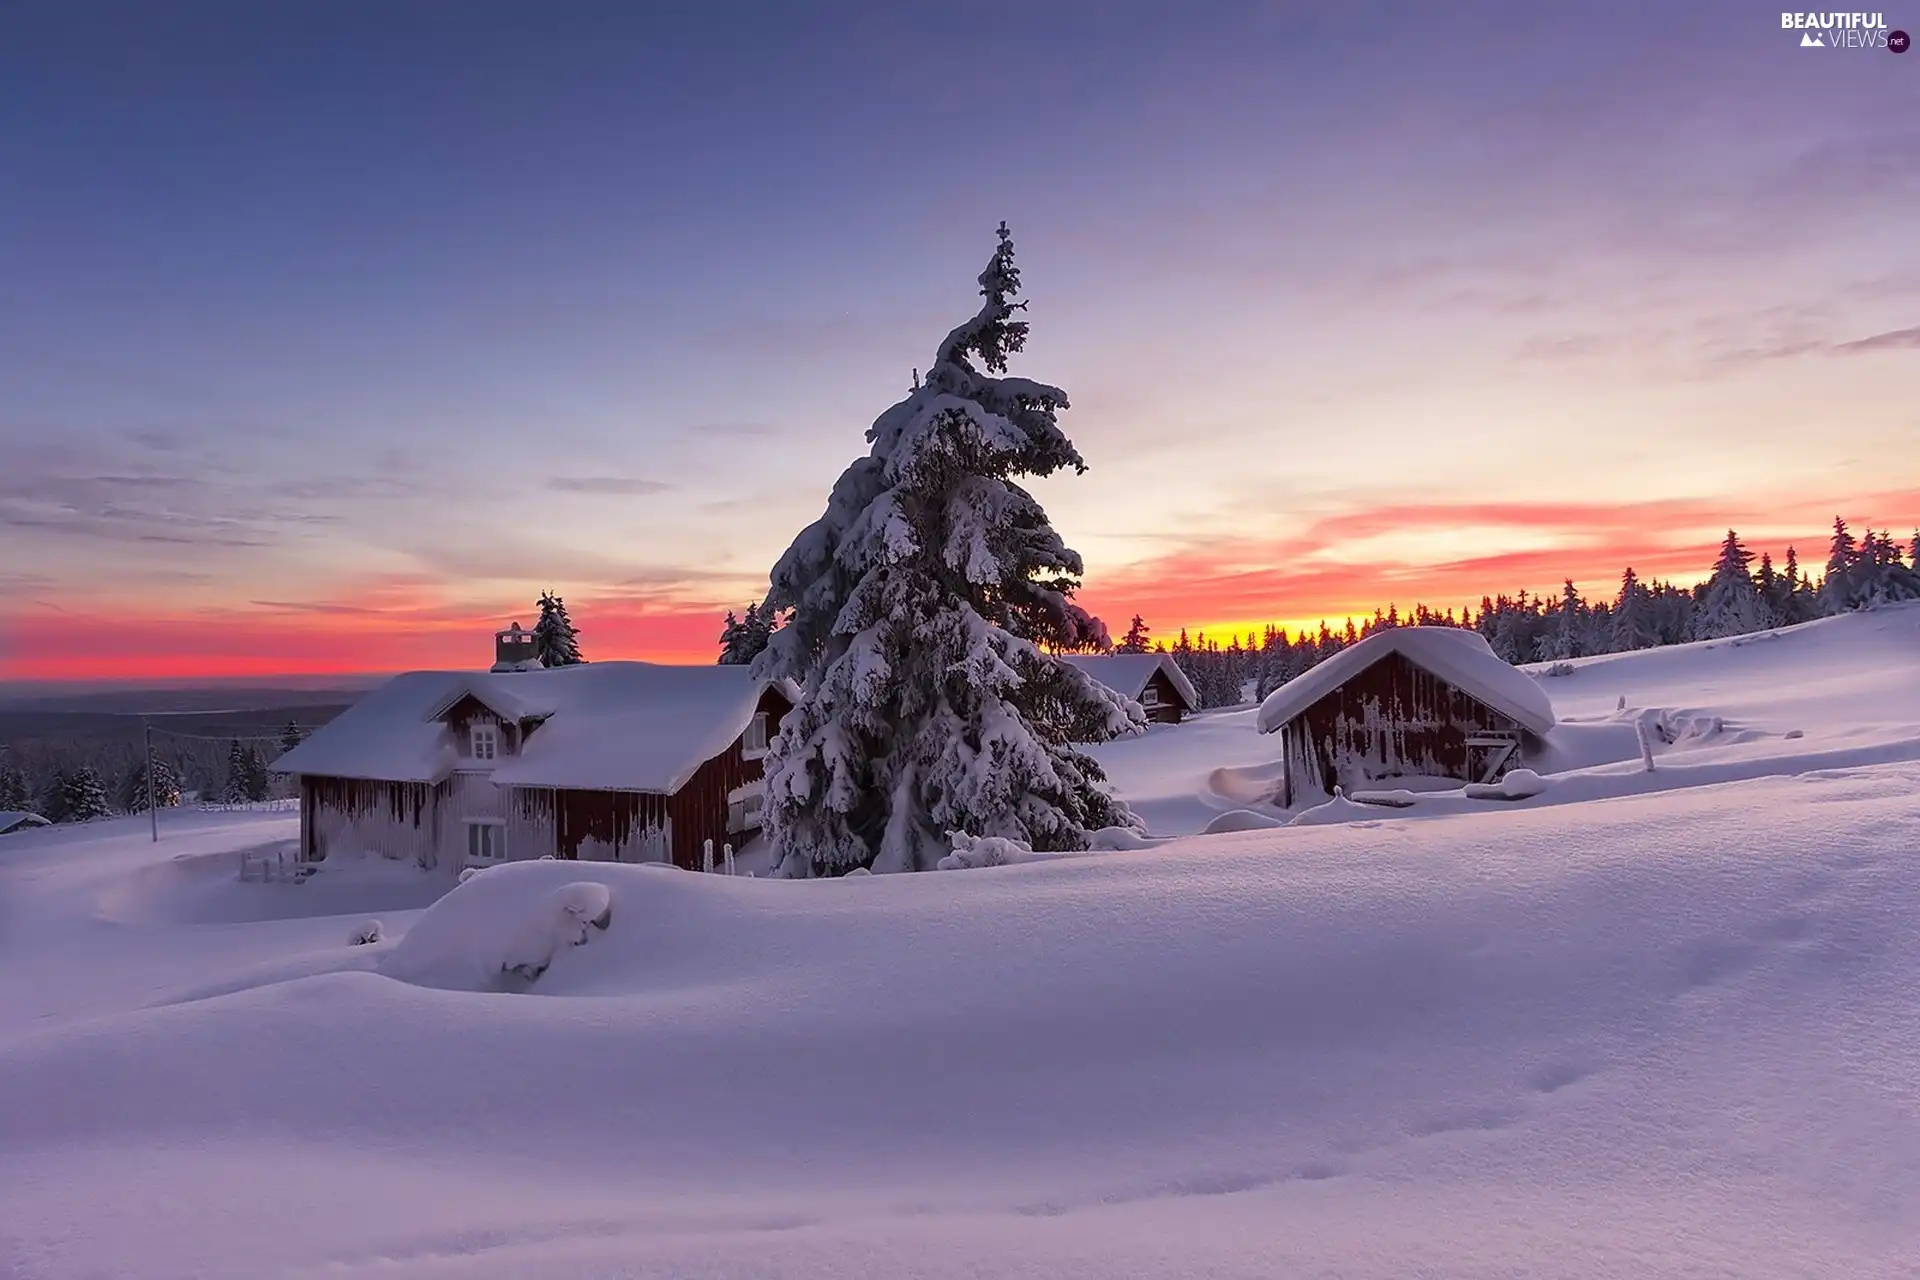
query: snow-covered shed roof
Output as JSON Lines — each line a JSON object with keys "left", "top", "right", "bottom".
{"left": 1062, "top": 653, "right": 1200, "bottom": 710}
{"left": 273, "top": 663, "right": 800, "bottom": 794}
{"left": 1255, "top": 627, "right": 1557, "bottom": 738}
{"left": 0, "top": 811, "right": 51, "bottom": 835}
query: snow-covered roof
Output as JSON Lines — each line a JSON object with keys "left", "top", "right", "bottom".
{"left": 1062, "top": 653, "right": 1200, "bottom": 710}
{"left": 0, "top": 811, "right": 51, "bottom": 834}
{"left": 1255, "top": 627, "right": 1557, "bottom": 738}
{"left": 273, "top": 663, "right": 800, "bottom": 794}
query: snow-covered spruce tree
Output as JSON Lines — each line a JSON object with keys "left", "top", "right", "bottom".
{"left": 119, "top": 757, "right": 182, "bottom": 813}
{"left": 1693, "top": 529, "right": 1764, "bottom": 640}
{"left": 241, "top": 746, "right": 272, "bottom": 802}
{"left": 1540, "top": 580, "right": 1584, "bottom": 661}
{"left": 532, "top": 591, "right": 586, "bottom": 667}
{"left": 718, "top": 602, "right": 775, "bottom": 665}
{"left": 0, "top": 761, "right": 27, "bottom": 812}
{"left": 222, "top": 740, "right": 250, "bottom": 804}
{"left": 1822, "top": 516, "right": 1860, "bottom": 615}
{"left": 59, "top": 765, "right": 112, "bottom": 823}
{"left": 1116, "top": 614, "right": 1151, "bottom": 654}
{"left": 1611, "top": 568, "right": 1658, "bottom": 651}
{"left": 753, "top": 223, "right": 1144, "bottom": 875}
{"left": 280, "top": 720, "right": 303, "bottom": 756}
{"left": 1857, "top": 529, "right": 1920, "bottom": 606}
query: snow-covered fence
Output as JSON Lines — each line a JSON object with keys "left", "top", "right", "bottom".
{"left": 238, "top": 849, "right": 314, "bottom": 883}
{"left": 199, "top": 798, "right": 299, "bottom": 814}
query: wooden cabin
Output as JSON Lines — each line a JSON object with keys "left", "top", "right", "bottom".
{"left": 1255, "top": 627, "right": 1556, "bottom": 806}
{"left": 274, "top": 630, "right": 797, "bottom": 875}
{"left": 1062, "top": 653, "right": 1199, "bottom": 724}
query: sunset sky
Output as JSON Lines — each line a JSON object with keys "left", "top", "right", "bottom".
{"left": 3, "top": 1, "right": 1917, "bottom": 684}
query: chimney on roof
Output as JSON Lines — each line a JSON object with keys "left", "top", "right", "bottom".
{"left": 491, "top": 621, "right": 539, "bottom": 673}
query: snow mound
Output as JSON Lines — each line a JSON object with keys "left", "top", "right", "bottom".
{"left": 1464, "top": 768, "right": 1550, "bottom": 801}
{"left": 937, "top": 833, "right": 1050, "bottom": 871}
{"left": 1202, "top": 808, "right": 1288, "bottom": 834}
{"left": 1287, "top": 788, "right": 1386, "bottom": 827}
{"left": 1086, "top": 825, "right": 1158, "bottom": 851}
{"left": 383, "top": 872, "right": 615, "bottom": 990}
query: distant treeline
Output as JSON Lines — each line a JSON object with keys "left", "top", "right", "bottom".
{"left": 0, "top": 703, "right": 348, "bottom": 824}
{"left": 1115, "top": 518, "right": 1920, "bottom": 710}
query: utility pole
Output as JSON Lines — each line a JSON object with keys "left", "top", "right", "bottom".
{"left": 144, "top": 717, "right": 158, "bottom": 843}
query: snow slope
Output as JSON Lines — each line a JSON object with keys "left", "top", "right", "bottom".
{"left": 1106, "top": 603, "right": 1920, "bottom": 831}
{"left": 2, "top": 607, "right": 1918, "bottom": 1278}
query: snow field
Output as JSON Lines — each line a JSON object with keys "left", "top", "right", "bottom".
{"left": 1, "top": 604, "right": 1918, "bottom": 1276}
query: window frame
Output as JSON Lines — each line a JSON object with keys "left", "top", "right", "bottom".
{"left": 741, "top": 711, "right": 770, "bottom": 760}
{"left": 465, "top": 820, "right": 506, "bottom": 864}
{"left": 727, "top": 781, "right": 769, "bottom": 832}
{"left": 469, "top": 722, "right": 499, "bottom": 762}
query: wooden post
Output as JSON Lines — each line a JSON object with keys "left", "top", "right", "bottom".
{"left": 702, "top": 838, "right": 714, "bottom": 874}
{"left": 723, "top": 842, "right": 734, "bottom": 876}
{"left": 144, "top": 717, "right": 157, "bottom": 843}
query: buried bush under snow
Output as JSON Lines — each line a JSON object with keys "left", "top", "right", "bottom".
{"left": 382, "top": 873, "right": 615, "bottom": 990}
{"left": 348, "top": 919, "right": 384, "bottom": 946}
{"left": 937, "top": 832, "right": 1042, "bottom": 871}
{"left": 1086, "top": 824, "right": 1157, "bottom": 851}
{"left": 1202, "top": 808, "right": 1288, "bottom": 834}
{"left": 1463, "top": 768, "right": 1550, "bottom": 801}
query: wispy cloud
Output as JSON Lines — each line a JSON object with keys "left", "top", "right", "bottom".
{"left": 1833, "top": 325, "right": 1920, "bottom": 355}
{"left": 546, "top": 476, "right": 675, "bottom": 496}
{"left": 683, "top": 422, "right": 775, "bottom": 439}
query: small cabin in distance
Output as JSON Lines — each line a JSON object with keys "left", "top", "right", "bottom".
{"left": 1062, "top": 653, "right": 1199, "bottom": 724}
{"left": 1255, "top": 627, "right": 1557, "bottom": 806}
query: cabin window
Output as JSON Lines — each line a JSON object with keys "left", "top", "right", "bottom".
{"left": 1139, "top": 685, "right": 1163, "bottom": 707}
{"left": 466, "top": 821, "right": 505, "bottom": 863}
{"left": 742, "top": 712, "right": 770, "bottom": 759}
{"left": 728, "top": 784, "right": 767, "bottom": 832}
{"left": 470, "top": 723, "right": 498, "bottom": 761}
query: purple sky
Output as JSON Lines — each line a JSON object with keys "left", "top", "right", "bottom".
{"left": 2, "top": 0, "right": 1916, "bottom": 679}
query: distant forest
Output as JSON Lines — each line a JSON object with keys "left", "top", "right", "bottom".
{"left": 1115, "top": 518, "right": 1920, "bottom": 711}
{"left": 8, "top": 520, "right": 1915, "bottom": 827}
{"left": 0, "top": 705, "right": 344, "bottom": 827}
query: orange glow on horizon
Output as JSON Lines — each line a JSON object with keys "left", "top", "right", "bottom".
{"left": 6, "top": 491, "right": 1913, "bottom": 684}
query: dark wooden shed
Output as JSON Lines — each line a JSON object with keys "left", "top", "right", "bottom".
{"left": 1255, "top": 627, "right": 1557, "bottom": 807}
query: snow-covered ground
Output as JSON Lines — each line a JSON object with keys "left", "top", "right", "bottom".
{"left": 3, "top": 605, "right": 1918, "bottom": 1278}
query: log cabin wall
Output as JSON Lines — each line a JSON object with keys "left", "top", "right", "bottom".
{"left": 301, "top": 775, "right": 443, "bottom": 867}
{"left": 515, "top": 786, "right": 672, "bottom": 862}
{"left": 666, "top": 686, "right": 789, "bottom": 868}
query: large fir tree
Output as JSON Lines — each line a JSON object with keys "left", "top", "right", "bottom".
{"left": 754, "top": 223, "right": 1143, "bottom": 875}
{"left": 532, "top": 591, "right": 586, "bottom": 667}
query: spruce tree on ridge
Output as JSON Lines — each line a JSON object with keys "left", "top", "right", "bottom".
{"left": 753, "top": 223, "right": 1142, "bottom": 875}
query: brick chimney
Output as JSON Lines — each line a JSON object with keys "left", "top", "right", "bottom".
{"left": 491, "top": 621, "right": 539, "bottom": 672}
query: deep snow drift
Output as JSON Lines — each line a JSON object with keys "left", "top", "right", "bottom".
{"left": 2, "top": 605, "right": 1918, "bottom": 1278}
